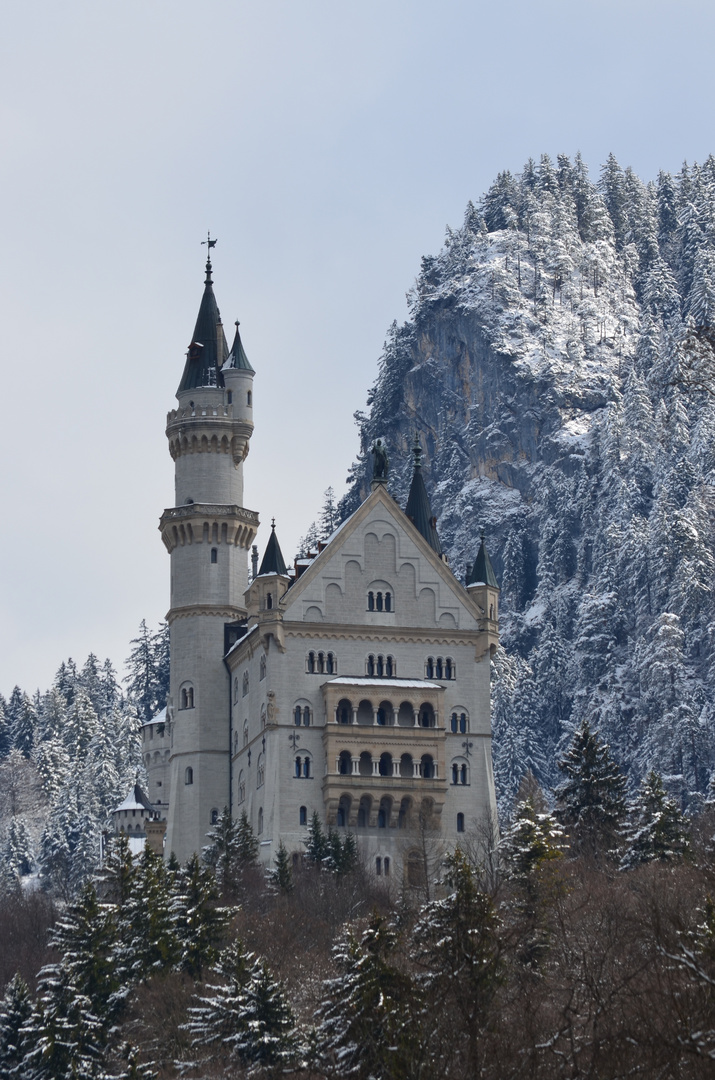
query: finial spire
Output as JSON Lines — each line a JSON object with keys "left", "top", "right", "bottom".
{"left": 412, "top": 433, "right": 423, "bottom": 468}
{"left": 201, "top": 231, "right": 217, "bottom": 284}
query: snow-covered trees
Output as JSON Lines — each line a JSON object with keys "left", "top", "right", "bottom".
{"left": 555, "top": 720, "right": 627, "bottom": 857}
{"left": 621, "top": 771, "right": 690, "bottom": 868}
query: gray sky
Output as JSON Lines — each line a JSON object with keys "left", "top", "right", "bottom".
{"left": 1, "top": 0, "right": 714, "bottom": 696}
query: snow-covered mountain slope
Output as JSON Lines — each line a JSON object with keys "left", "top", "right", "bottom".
{"left": 340, "top": 153, "right": 715, "bottom": 816}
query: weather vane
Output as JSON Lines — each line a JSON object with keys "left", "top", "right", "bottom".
{"left": 202, "top": 231, "right": 217, "bottom": 255}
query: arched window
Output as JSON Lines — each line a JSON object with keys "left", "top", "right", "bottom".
{"left": 258, "top": 808, "right": 263, "bottom": 834}
{"left": 318, "top": 652, "right": 325, "bottom": 673}
{"left": 419, "top": 704, "right": 435, "bottom": 728}
{"left": 386, "top": 655, "right": 394, "bottom": 677}
{"left": 451, "top": 711, "right": 468, "bottom": 734}
{"left": 457, "top": 813, "right": 465, "bottom": 833}
{"left": 337, "top": 699, "right": 351, "bottom": 725}
{"left": 302, "top": 707, "right": 310, "bottom": 727}
{"left": 233, "top": 676, "right": 238, "bottom": 703}
{"left": 326, "top": 652, "right": 335, "bottom": 674}
{"left": 294, "top": 706, "right": 302, "bottom": 727}
{"left": 445, "top": 657, "right": 453, "bottom": 679}
{"left": 378, "top": 809, "right": 386, "bottom": 828}
{"left": 237, "top": 771, "right": 245, "bottom": 804}
{"left": 426, "top": 658, "right": 434, "bottom": 679}
{"left": 452, "top": 763, "right": 459, "bottom": 785}
{"left": 376, "top": 857, "right": 382, "bottom": 875}
{"left": 266, "top": 593, "right": 273, "bottom": 609}
{"left": 461, "top": 764, "right": 467, "bottom": 784}
{"left": 187, "top": 687, "right": 194, "bottom": 708}
{"left": 377, "top": 655, "right": 384, "bottom": 677}
{"left": 185, "top": 767, "right": 193, "bottom": 785}
{"left": 307, "top": 651, "right": 315, "bottom": 673}
{"left": 337, "top": 807, "right": 346, "bottom": 827}
{"left": 242, "top": 671, "right": 249, "bottom": 697}
{"left": 421, "top": 754, "right": 435, "bottom": 779}
{"left": 385, "top": 592, "right": 392, "bottom": 612}
{"left": 384, "top": 856, "right": 390, "bottom": 876}
{"left": 376, "top": 591, "right": 383, "bottom": 611}
{"left": 211, "top": 547, "right": 218, "bottom": 564}
{"left": 379, "top": 753, "right": 392, "bottom": 777}
{"left": 260, "top": 655, "right": 266, "bottom": 680}
{"left": 436, "top": 657, "right": 443, "bottom": 679}
{"left": 368, "top": 591, "right": 375, "bottom": 611}
{"left": 257, "top": 754, "right": 265, "bottom": 788}
{"left": 295, "top": 756, "right": 302, "bottom": 778}
{"left": 210, "top": 808, "right": 219, "bottom": 825}
{"left": 377, "top": 707, "right": 386, "bottom": 726}
{"left": 303, "top": 757, "right": 311, "bottom": 778}
{"left": 338, "top": 751, "right": 352, "bottom": 775}
{"left": 366, "top": 655, "right": 375, "bottom": 677}
{"left": 243, "top": 719, "right": 249, "bottom": 747}
{"left": 299, "top": 805, "right": 307, "bottom": 826}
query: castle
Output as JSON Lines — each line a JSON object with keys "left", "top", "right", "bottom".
{"left": 135, "top": 254, "right": 500, "bottom": 875}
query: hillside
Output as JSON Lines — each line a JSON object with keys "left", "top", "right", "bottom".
{"left": 339, "top": 153, "right": 715, "bottom": 816}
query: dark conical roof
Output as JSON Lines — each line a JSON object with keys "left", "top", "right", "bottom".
{"left": 467, "top": 533, "right": 499, "bottom": 588}
{"left": 405, "top": 436, "right": 443, "bottom": 556}
{"left": 177, "top": 258, "right": 229, "bottom": 392}
{"left": 258, "top": 520, "right": 287, "bottom": 576}
{"left": 225, "top": 321, "right": 254, "bottom": 373}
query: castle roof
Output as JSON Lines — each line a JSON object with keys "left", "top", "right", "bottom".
{"left": 114, "top": 783, "right": 155, "bottom": 815}
{"left": 405, "top": 436, "right": 443, "bottom": 556}
{"left": 467, "top": 533, "right": 499, "bottom": 588}
{"left": 177, "top": 258, "right": 229, "bottom": 392}
{"left": 224, "top": 321, "right": 254, "bottom": 373}
{"left": 258, "top": 521, "right": 287, "bottom": 576}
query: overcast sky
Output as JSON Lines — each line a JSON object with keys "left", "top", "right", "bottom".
{"left": 1, "top": 0, "right": 714, "bottom": 696}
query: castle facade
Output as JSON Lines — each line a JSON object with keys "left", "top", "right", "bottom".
{"left": 144, "top": 258, "right": 500, "bottom": 873}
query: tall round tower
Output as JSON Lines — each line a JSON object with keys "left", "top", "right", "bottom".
{"left": 160, "top": 252, "right": 259, "bottom": 861}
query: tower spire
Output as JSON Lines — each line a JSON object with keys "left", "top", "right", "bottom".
{"left": 176, "top": 236, "right": 228, "bottom": 393}
{"left": 405, "top": 434, "right": 443, "bottom": 556}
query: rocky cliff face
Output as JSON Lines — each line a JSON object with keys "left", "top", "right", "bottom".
{"left": 340, "top": 154, "right": 715, "bottom": 816}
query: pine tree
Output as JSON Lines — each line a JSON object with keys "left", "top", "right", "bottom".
{"left": 316, "top": 914, "right": 418, "bottom": 1080}
{"left": 202, "top": 805, "right": 240, "bottom": 894}
{"left": 115, "top": 843, "right": 178, "bottom": 981}
{"left": 411, "top": 849, "right": 503, "bottom": 1076}
{"left": 318, "top": 485, "right": 338, "bottom": 541}
{"left": 230, "top": 958, "right": 299, "bottom": 1070}
{"left": 184, "top": 937, "right": 254, "bottom": 1055}
{"left": 305, "top": 811, "right": 330, "bottom": 865}
{"left": 269, "top": 840, "right": 294, "bottom": 894}
{"left": 621, "top": 771, "right": 690, "bottom": 869}
{"left": 0, "top": 973, "right": 34, "bottom": 1078}
{"left": 174, "top": 854, "right": 226, "bottom": 979}
{"left": 2, "top": 816, "right": 34, "bottom": 877}
{"left": 23, "top": 965, "right": 106, "bottom": 1080}
{"left": 49, "top": 880, "right": 124, "bottom": 1021}
{"left": 555, "top": 720, "right": 627, "bottom": 857}
{"left": 234, "top": 808, "right": 259, "bottom": 866}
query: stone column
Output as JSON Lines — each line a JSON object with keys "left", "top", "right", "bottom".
{"left": 351, "top": 756, "right": 360, "bottom": 775}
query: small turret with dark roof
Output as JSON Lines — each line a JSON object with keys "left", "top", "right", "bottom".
{"left": 405, "top": 435, "right": 443, "bottom": 556}
{"left": 177, "top": 255, "right": 229, "bottom": 393}
{"left": 467, "top": 531, "right": 499, "bottom": 588}
{"left": 258, "top": 520, "right": 287, "bottom": 576}
{"left": 224, "top": 320, "right": 254, "bottom": 373}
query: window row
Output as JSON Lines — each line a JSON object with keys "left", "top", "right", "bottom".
{"left": 294, "top": 756, "right": 312, "bottom": 778}
{"left": 294, "top": 706, "right": 311, "bottom": 727}
{"left": 451, "top": 762, "right": 469, "bottom": 785}
{"left": 366, "top": 654, "right": 396, "bottom": 678}
{"left": 306, "top": 651, "right": 336, "bottom": 674}
{"left": 334, "top": 793, "right": 436, "bottom": 830}
{"left": 294, "top": 807, "right": 462, "bottom": 837}
{"left": 375, "top": 856, "right": 391, "bottom": 876}
{"left": 450, "top": 712, "right": 468, "bottom": 733}
{"left": 335, "top": 697, "right": 438, "bottom": 728}
{"left": 425, "top": 657, "right": 456, "bottom": 680}
{"left": 367, "top": 590, "right": 393, "bottom": 612}
{"left": 336, "top": 750, "right": 438, "bottom": 779}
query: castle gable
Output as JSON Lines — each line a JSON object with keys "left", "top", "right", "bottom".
{"left": 282, "top": 486, "right": 479, "bottom": 631}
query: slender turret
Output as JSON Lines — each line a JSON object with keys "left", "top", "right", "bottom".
{"left": 161, "top": 248, "right": 259, "bottom": 861}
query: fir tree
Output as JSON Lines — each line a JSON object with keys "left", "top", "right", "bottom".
{"left": 315, "top": 914, "right": 418, "bottom": 1080}
{"left": 234, "top": 808, "right": 259, "bottom": 866}
{"left": 621, "top": 771, "right": 690, "bottom": 869}
{"left": 0, "top": 973, "right": 34, "bottom": 1078}
{"left": 174, "top": 854, "right": 226, "bottom": 979}
{"left": 269, "top": 840, "right": 294, "bottom": 895}
{"left": 555, "top": 719, "right": 627, "bottom": 857}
